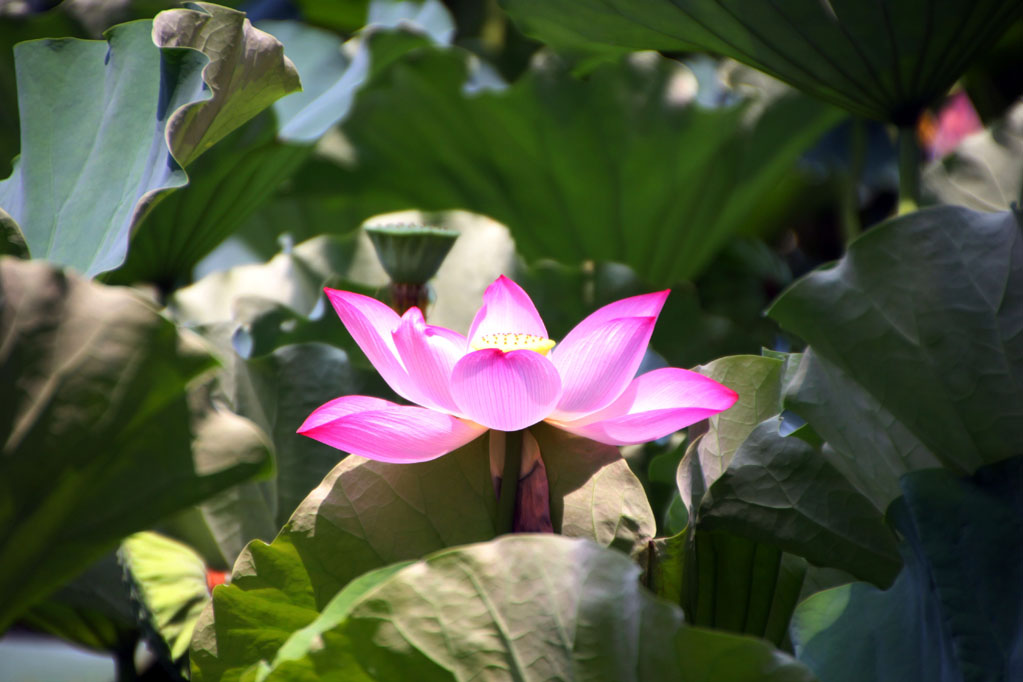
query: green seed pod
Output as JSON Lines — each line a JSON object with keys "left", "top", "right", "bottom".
{"left": 364, "top": 223, "right": 459, "bottom": 285}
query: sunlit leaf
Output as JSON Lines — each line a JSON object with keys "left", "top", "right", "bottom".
{"left": 120, "top": 532, "right": 210, "bottom": 662}
{"left": 0, "top": 7, "right": 299, "bottom": 278}
{"left": 191, "top": 423, "right": 655, "bottom": 680}
{"left": 254, "top": 536, "right": 818, "bottom": 682}
{"left": 154, "top": 2, "right": 300, "bottom": 167}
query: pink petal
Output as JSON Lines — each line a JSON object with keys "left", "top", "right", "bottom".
{"left": 324, "top": 288, "right": 418, "bottom": 402}
{"left": 297, "top": 395, "right": 487, "bottom": 463}
{"left": 466, "top": 276, "right": 547, "bottom": 349}
{"left": 391, "top": 307, "right": 463, "bottom": 413}
{"left": 550, "top": 368, "right": 738, "bottom": 445}
{"left": 564, "top": 290, "right": 669, "bottom": 339}
{"left": 549, "top": 315, "right": 656, "bottom": 418}
{"left": 451, "top": 348, "right": 562, "bottom": 431}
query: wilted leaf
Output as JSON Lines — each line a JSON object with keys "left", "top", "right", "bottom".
{"left": 0, "top": 258, "right": 270, "bottom": 630}
{"left": 501, "top": 0, "right": 1023, "bottom": 122}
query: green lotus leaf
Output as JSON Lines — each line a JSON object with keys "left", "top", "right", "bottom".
{"left": 108, "top": 13, "right": 445, "bottom": 287}
{"left": 154, "top": 2, "right": 300, "bottom": 168}
{"left": 0, "top": 6, "right": 299, "bottom": 278}
{"left": 792, "top": 456, "right": 1023, "bottom": 681}
{"left": 0, "top": 257, "right": 271, "bottom": 630}
{"left": 770, "top": 206, "right": 1023, "bottom": 482}
{"left": 120, "top": 532, "right": 211, "bottom": 662}
{"left": 501, "top": 0, "right": 1023, "bottom": 123}
{"left": 190, "top": 427, "right": 653, "bottom": 681}
{"left": 319, "top": 47, "right": 840, "bottom": 285}
{"left": 234, "top": 536, "right": 818, "bottom": 682}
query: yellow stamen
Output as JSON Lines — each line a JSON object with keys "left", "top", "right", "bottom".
{"left": 471, "top": 332, "right": 556, "bottom": 356}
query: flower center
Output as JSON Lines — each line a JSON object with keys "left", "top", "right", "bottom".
{"left": 471, "top": 332, "right": 556, "bottom": 356}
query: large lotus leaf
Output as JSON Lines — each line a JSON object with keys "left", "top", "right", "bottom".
{"left": 501, "top": 0, "right": 1023, "bottom": 123}
{"left": 648, "top": 355, "right": 805, "bottom": 645}
{"left": 255, "top": 536, "right": 816, "bottom": 681}
{"left": 191, "top": 427, "right": 654, "bottom": 681}
{"left": 189, "top": 437, "right": 496, "bottom": 682}
{"left": 923, "top": 98, "right": 1023, "bottom": 211}
{"left": 106, "top": 112, "right": 312, "bottom": 288}
{"left": 699, "top": 420, "right": 902, "bottom": 587}
{"left": 0, "top": 7, "right": 299, "bottom": 279}
{"left": 781, "top": 349, "right": 942, "bottom": 510}
{"left": 770, "top": 206, "right": 1023, "bottom": 473}
{"left": 0, "top": 258, "right": 271, "bottom": 630}
{"left": 108, "top": 15, "right": 446, "bottom": 286}
{"left": 0, "top": 21, "right": 200, "bottom": 277}
{"left": 0, "top": 6, "right": 80, "bottom": 179}
{"left": 321, "top": 48, "right": 840, "bottom": 286}
{"left": 792, "top": 456, "right": 1023, "bottom": 681}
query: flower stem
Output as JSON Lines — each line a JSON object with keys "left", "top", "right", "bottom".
{"left": 840, "top": 118, "right": 865, "bottom": 245}
{"left": 389, "top": 282, "right": 431, "bottom": 318}
{"left": 495, "top": 429, "right": 523, "bottom": 535}
{"left": 897, "top": 124, "right": 921, "bottom": 214}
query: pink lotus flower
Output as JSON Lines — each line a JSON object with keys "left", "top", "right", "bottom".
{"left": 298, "top": 276, "right": 737, "bottom": 462}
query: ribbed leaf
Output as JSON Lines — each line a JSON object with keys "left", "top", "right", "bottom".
{"left": 245, "top": 536, "right": 818, "bottom": 682}
{"left": 770, "top": 206, "right": 1023, "bottom": 479}
{"left": 323, "top": 48, "right": 841, "bottom": 285}
{"left": 501, "top": 0, "right": 1023, "bottom": 122}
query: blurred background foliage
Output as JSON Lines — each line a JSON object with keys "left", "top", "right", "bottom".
{"left": 0, "top": 0, "right": 1021, "bottom": 680}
